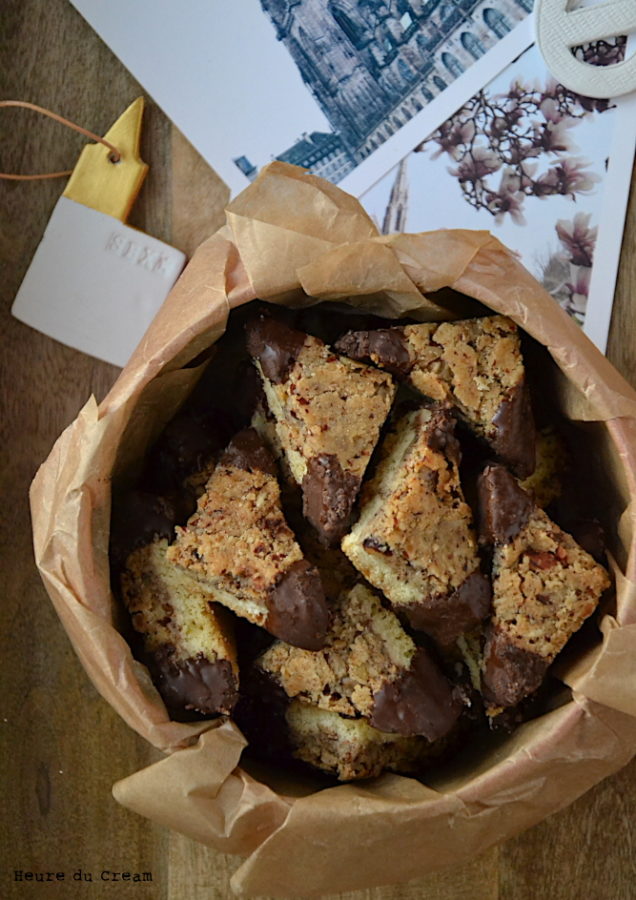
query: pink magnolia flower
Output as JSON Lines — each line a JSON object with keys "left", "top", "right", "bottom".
{"left": 534, "top": 118, "right": 578, "bottom": 154}
{"left": 556, "top": 212, "right": 597, "bottom": 266}
{"left": 486, "top": 167, "right": 527, "bottom": 224}
{"left": 487, "top": 115, "right": 509, "bottom": 137}
{"left": 555, "top": 158, "right": 600, "bottom": 197}
{"left": 565, "top": 264, "right": 591, "bottom": 317}
{"left": 495, "top": 98, "right": 525, "bottom": 128}
{"left": 507, "top": 78, "right": 525, "bottom": 100}
{"left": 487, "top": 191, "right": 526, "bottom": 225}
{"left": 449, "top": 145, "right": 501, "bottom": 182}
{"left": 498, "top": 166, "right": 523, "bottom": 193}
{"left": 507, "top": 140, "right": 541, "bottom": 165}
{"left": 567, "top": 264, "right": 591, "bottom": 296}
{"left": 534, "top": 159, "right": 600, "bottom": 199}
{"left": 428, "top": 118, "right": 476, "bottom": 160}
{"left": 518, "top": 159, "right": 538, "bottom": 187}
{"left": 541, "top": 78, "right": 560, "bottom": 101}
{"left": 539, "top": 97, "right": 561, "bottom": 123}
{"left": 532, "top": 167, "right": 560, "bottom": 197}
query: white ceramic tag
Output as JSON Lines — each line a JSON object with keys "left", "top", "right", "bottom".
{"left": 535, "top": 0, "right": 636, "bottom": 99}
{"left": 10, "top": 98, "right": 186, "bottom": 368}
{"left": 12, "top": 196, "right": 185, "bottom": 367}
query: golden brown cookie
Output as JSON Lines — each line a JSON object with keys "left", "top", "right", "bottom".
{"left": 246, "top": 316, "right": 396, "bottom": 545}
{"left": 342, "top": 408, "right": 491, "bottom": 646}
{"left": 478, "top": 464, "right": 610, "bottom": 711}
{"left": 285, "top": 701, "right": 448, "bottom": 781}
{"left": 167, "top": 428, "right": 330, "bottom": 650}
{"left": 258, "top": 584, "right": 462, "bottom": 739}
{"left": 121, "top": 537, "right": 239, "bottom": 715}
{"left": 336, "top": 315, "right": 535, "bottom": 477}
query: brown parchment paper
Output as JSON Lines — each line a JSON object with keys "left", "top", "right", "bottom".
{"left": 30, "top": 162, "right": 636, "bottom": 897}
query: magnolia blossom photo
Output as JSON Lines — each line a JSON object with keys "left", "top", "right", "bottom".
{"left": 416, "top": 38, "right": 623, "bottom": 229}
{"left": 361, "top": 40, "right": 627, "bottom": 336}
{"left": 539, "top": 212, "right": 598, "bottom": 324}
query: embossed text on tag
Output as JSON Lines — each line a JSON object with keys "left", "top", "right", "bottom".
{"left": 105, "top": 231, "right": 171, "bottom": 276}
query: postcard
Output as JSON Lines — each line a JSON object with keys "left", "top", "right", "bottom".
{"left": 68, "top": 1, "right": 634, "bottom": 349}
{"left": 360, "top": 39, "right": 636, "bottom": 351}
{"left": 69, "top": 0, "right": 533, "bottom": 196}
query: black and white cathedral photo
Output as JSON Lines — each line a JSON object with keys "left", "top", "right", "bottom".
{"left": 234, "top": 0, "right": 531, "bottom": 183}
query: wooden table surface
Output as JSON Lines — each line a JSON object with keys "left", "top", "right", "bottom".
{"left": 2, "top": 2, "right": 635, "bottom": 898}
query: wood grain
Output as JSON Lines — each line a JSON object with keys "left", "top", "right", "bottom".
{"left": 1, "top": 3, "right": 166, "bottom": 899}
{"left": 1, "top": 2, "right": 635, "bottom": 899}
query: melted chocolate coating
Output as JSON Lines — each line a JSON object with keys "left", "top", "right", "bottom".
{"left": 567, "top": 517, "right": 606, "bottom": 563}
{"left": 153, "top": 649, "right": 238, "bottom": 715}
{"left": 482, "top": 628, "right": 549, "bottom": 709}
{"left": 370, "top": 648, "right": 463, "bottom": 741}
{"left": 245, "top": 316, "right": 306, "bottom": 384}
{"left": 427, "top": 411, "right": 461, "bottom": 464}
{"left": 266, "top": 560, "right": 330, "bottom": 650}
{"left": 302, "top": 454, "right": 360, "bottom": 547}
{"left": 220, "top": 427, "right": 278, "bottom": 477}
{"left": 143, "top": 409, "right": 231, "bottom": 494}
{"left": 362, "top": 536, "right": 393, "bottom": 556}
{"left": 491, "top": 379, "right": 536, "bottom": 478}
{"left": 403, "top": 571, "right": 492, "bottom": 647}
{"left": 335, "top": 328, "right": 412, "bottom": 378}
{"left": 478, "top": 464, "right": 534, "bottom": 545}
{"left": 110, "top": 491, "right": 193, "bottom": 572}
